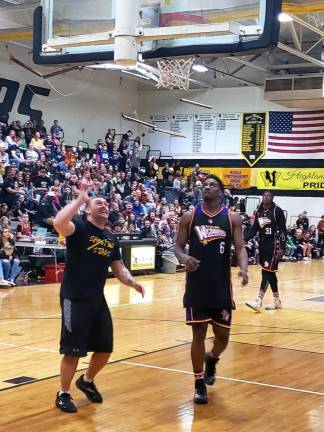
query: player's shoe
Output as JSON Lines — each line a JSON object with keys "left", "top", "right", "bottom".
{"left": 265, "top": 298, "right": 282, "bottom": 310}
{"left": 55, "top": 392, "right": 77, "bottom": 413}
{"left": 204, "top": 352, "right": 218, "bottom": 386}
{"left": 245, "top": 298, "right": 262, "bottom": 312}
{"left": 76, "top": 375, "right": 103, "bottom": 403}
{"left": 194, "top": 379, "right": 208, "bottom": 404}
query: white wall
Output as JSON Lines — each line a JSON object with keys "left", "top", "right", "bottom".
{"left": 138, "top": 87, "right": 287, "bottom": 159}
{"left": 0, "top": 44, "right": 138, "bottom": 147}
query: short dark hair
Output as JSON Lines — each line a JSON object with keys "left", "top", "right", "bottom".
{"left": 206, "top": 174, "right": 224, "bottom": 192}
{"left": 263, "top": 190, "right": 274, "bottom": 197}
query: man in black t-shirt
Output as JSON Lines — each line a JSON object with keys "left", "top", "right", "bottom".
{"left": 53, "top": 177, "right": 145, "bottom": 414}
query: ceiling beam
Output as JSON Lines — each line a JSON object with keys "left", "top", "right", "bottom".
{"left": 291, "top": 14, "right": 324, "bottom": 38}
{"left": 288, "top": 21, "right": 302, "bottom": 51}
{"left": 227, "top": 56, "right": 268, "bottom": 73}
{"left": 305, "top": 38, "right": 324, "bottom": 55}
{"left": 206, "top": 61, "right": 261, "bottom": 87}
{"left": 277, "top": 42, "right": 324, "bottom": 68}
{"left": 269, "top": 62, "right": 322, "bottom": 70}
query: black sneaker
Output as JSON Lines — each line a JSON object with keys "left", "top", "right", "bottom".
{"left": 194, "top": 379, "right": 208, "bottom": 404}
{"left": 55, "top": 392, "right": 77, "bottom": 413}
{"left": 204, "top": 352, "right": 219, "bottom": 386}
{"left": 75, "top": 375, "right": 103, "bottom": 403}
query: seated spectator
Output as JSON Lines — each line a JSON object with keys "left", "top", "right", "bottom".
{"left": 317, "top": 215, "right": 324, "bottom": 258}
{"left": 12, "top": 194, "right": 27, "bottom": 219}
{"left": 145, "top": 158, "right": 158, "bottom": 180}
{"left": 301, "top": 231, "right": 314, "bottom": 261}
{"left": 50, "top": 120, "right": 63, "bottom": 138}
{"left": 285, "top": 234, "right": 296, "bottom": 261}
{"left": 25, "top": 143, "right": 40, "bottom": 162}
{"left": 133, "top": 199, "right": 147, "bottom": 218}
{"left": 16, "top": 213, "right": 33, "bottom": 240}
{"left": 34, "top": 168, "right": 52, "bottom": 191}
{"left": 0, "top": 143, "right": 9, "bottom": 165}
{"left": 17, "top": 130, "right": 27, "bottom": 150}
{"left": 23, "top": 120, "right": 35, "bottom": 144}
{"left": 35, "top": 188, "right": 61, "bottom": 228}
{"left": 31, "top": 131, "right": 44, "bottom": 151}
{"left": 2, "top": 167, "right": 20, "bottom": 208}
{"left": 8, "top": 139, "right": 24, "bottom": 168}
{"left": 0, "top": 227, "right": 21, "bottom": 285}
{"left": 296, "top": 212, "right": 309, "bottom": 231}
{"left": 0, "top": 203, "right": 9, "bottom": 218}
{"left": 140, "top": 220, "right": 155, "bottom": 239}
{"left": 5, "top": 129, "right": 16, "bottom": 148}
{"left": 0, "top": 216, "right": 10, "bottom": 231}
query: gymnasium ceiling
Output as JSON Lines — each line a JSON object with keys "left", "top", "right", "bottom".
{"left": 0, "top": 0, "right": 323, "bottom": 90}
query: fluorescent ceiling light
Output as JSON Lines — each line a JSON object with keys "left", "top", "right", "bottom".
{"left": 192, "top": 64, "right": 208, "bottom": 73}
{"left": 278, "top": 13, "right": 293, "bottom": 23}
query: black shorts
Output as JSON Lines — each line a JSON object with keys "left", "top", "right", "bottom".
{"left": 259, "top": 240, "right": 280, "bottom": 272}
{"left": 60, "top": 295, "right": 113, "bottom": 357}
{"left": 185, "top": 307, "right": 232, "bottom": 328}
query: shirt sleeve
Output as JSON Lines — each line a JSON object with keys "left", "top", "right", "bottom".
{"left": 65, "top": 216, "right": 84, "bottom": 240}
{"left": 111, "top": 237, "right": 122, "bottom": 261}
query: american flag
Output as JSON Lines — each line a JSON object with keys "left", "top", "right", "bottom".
{"left": 268, "top": 110, "right": 324, "bottom": 154}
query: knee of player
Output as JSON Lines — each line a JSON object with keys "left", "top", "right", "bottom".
{"left": 192, "top": 323, "right": 208, "bottom": 339}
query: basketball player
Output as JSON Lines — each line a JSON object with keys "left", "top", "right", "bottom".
{"left": 175, "top": 175, "right": 248, "bottom": 404}
{"left": 53, "top": 178, "right": 145, "bottom": 413}
{"left": 245, "top": 191, "right": 287, "bottom": 312}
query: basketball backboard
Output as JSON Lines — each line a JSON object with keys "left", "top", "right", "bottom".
{"left": 33, "top": 0, "right": 282, "bottom": 65}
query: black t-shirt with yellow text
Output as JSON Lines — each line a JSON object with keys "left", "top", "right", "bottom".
{"left": 60, "top": 218, "right": 121, "bottom": 300}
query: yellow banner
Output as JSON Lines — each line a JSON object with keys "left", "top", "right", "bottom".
{"left": 221, "top": 168, "right": 251, "bottom": 189}
{"left": 182, "top": 167, "right": 250, "bottom": 189}
{"left": 255, "top": 168, "right": 324, "bottom": 191}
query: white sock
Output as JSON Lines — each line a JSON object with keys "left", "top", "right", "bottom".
{"left": 59, "top": 390, "right": 70, "bottom": 396}
{"left": 83, "top": 374, "right": 93, "bottom": 383}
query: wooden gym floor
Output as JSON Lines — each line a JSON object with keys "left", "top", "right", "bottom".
{"left": 1, "top": 260, "right": 324, "bottom": 431}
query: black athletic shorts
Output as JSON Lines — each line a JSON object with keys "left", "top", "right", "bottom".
{"left": 259, "top": 239, "right": 280, "bottom": 272}
{"left": 185, "top": 307, "right": 232, "bottom": 328}
{"left": 60, "top": 295, "right": 113, "bottom": 357}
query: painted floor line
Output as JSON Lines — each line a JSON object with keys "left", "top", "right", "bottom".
{"left": 121, "top": 361, "right": 324, "bottom": 397}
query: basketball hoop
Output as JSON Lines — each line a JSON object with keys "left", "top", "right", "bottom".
{"left": 156, "top": 58, "right": 195, "bottom": 90}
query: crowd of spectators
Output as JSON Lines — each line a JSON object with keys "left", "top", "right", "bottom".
{"left": 0, "top": 114, "right": 323, "bottom": 285}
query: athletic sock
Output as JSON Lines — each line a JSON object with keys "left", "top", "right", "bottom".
{"left": 194, "top": 372, "right": 204, "bottom": 380}
{"left": 83, "top": 374, "right": 93, "bottom": 383}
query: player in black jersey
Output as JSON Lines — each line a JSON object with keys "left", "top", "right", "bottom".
{"left": 245, "top": 191, "right": 287, "bottom": 312}
{"left": 53, "top": 176, "right": 145, "bottom": 413}
{"left": 175, "top": 175, "right": 248, "bottom": 405}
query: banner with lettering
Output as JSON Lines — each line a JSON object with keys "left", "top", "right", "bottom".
{"left": 255, "top": 168, "right": 324, "bottom": 191}
{"left": 241, "top": 113, "right": 267, "bottom": 166}
{"left": 182, "top": 167, "right": 251, "bottom": 189}
{"left": 221, "top": 168, "right": 251, "bottom": 189}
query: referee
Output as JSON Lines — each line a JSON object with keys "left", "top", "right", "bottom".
{"left": 53, "top": 177, "right": 145, "bottom": 413}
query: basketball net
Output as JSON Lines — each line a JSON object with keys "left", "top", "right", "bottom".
{"left": 156, "top": 58, "right": 195, "bottom": 90}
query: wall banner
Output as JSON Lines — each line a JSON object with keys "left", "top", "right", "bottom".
{"left": 221, "top": 168, "right": 251, "bottom": 189}
{"left": 182, "top": 167, "right": 250, "bottom": 189}
{"left": 241, "top": 113, "right": 267, "bottom": 167}
{"left": 255, "top": 168, "right": 324, "bottom": 191}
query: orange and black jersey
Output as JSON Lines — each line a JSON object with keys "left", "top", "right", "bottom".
{"left": 184, "top": 205, "right": 234, "bottom": 309}
{"left": 248, "top": 204, "right": 287, "bottom": 247}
